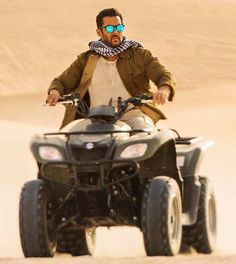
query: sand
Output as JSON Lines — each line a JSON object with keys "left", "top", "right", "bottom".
{"left": 0, "top": 0, "right": 236, "bottom": 263}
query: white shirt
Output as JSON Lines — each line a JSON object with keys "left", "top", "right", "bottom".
{"left": 89, "top": 56, "right": 131, "bottom": 107}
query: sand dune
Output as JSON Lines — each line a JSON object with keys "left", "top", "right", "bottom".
{"left": 0, "top": 0, "right": 236, "bottom": 263}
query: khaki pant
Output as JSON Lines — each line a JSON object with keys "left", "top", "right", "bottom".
{"left": 62, "top": 108, "right": 156, "bottom": 132}
{"left": 120, "top": 108, "right": 156, "bottom": 132}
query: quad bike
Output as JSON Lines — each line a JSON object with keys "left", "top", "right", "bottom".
{"left": 19, "top": 93, "right": 217, "bottom": 257}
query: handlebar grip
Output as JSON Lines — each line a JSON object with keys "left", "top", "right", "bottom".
{"left": 57, "top": 97, "right": 65, "bottom": 102}
{"left": 144, "top": 95, "right": 153, "bottom": 100}
{"left": 138, "top": 94, "right": 153, "bottom": 100}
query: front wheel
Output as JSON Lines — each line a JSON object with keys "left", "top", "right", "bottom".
{"left": 19, "top": 180, "right": 56, "bottom": 257}
{"left": 141, "top": 176, "right": 182, "bottom": 256}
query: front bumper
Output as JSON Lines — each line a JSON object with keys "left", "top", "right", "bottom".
{"left": 40, "top": 158, "right": 139, "bottom": 191}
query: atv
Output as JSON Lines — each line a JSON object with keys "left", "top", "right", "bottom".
{"left": 19, "top": 93, "right": 217, "bottom": 257}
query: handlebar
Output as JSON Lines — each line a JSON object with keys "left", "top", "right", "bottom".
{"left": 44, "top": 93, "right": 154, "bottom": 120}
{"left": 45, "top": 93, "right": 153, "bottom": 106}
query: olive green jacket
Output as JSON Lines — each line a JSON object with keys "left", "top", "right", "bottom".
{"left": 48, "top": 47, "right": 176, "bottom": 128}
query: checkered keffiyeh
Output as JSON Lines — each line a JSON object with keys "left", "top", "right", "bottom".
{"left": 88, "top": 37, "right": 143, "bottom": 57}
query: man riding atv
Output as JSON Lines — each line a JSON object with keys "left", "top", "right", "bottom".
{"left": 18, "top": 7, "right": 217, "bottom": 259}
{"left": 46, "top": 7, "right": 175, "bottom": 130}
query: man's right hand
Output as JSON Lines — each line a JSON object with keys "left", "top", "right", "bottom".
{"left": 47, "top": 89, "right": 61, "bottom": 106}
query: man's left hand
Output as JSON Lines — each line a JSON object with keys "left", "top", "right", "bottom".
{"left": 152, "top": 85, "right": 171, "bottom": 105}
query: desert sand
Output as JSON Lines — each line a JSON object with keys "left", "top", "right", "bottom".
{"left": 0, "top": 0, "right": 236, "bottom": 263}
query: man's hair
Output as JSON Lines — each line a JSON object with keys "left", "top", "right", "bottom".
{"left": 96, "top": 8, "right": 123, "bottom": 28}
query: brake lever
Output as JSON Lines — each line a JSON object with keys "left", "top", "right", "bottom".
{"left": 43, "top": 93, "right": 80, "bottom": 106}
{"left": 128, "top": 96, "right": 153, "bottom": 106}
{"left": 43, "top": 100, "right": 74, "bottom": 106}
{"left": 141, "top": 99, "right": 153, "bottom": 104}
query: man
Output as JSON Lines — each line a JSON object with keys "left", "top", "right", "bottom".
{"left": 47, "top": 8, "right": 175, "bottom": 130}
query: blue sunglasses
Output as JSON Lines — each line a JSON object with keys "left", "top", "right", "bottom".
{"left": 100, "top": 24, "right": 125, "bottom": 33}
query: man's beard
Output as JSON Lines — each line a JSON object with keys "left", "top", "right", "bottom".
{"left": 106, "top": 36, "right": 123, "bottom": 47}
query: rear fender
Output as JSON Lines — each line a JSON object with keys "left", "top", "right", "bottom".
{"left": 176, "top": 138, "right": 214, "bottom": 177}
{"left": 176, "top": 137, "right": 214, "bottom": 225}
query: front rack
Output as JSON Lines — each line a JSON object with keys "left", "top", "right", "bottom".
{"left": 44, "top": 129, "right": 151, "bottom": 137}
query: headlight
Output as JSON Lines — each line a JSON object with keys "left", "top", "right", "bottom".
{"left": 120, "top": 143, "right": 147, "bottom": 158}
{"left": 38, "top": 146, "right": 63, "bottom": 161}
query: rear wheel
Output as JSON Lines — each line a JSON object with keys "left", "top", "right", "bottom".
{"left": 182, "top": 177, "right": 217, "bottom": 253}
{"left": 141, "top": 176, "right": 182, "bottom": 256}
{"left": 19, "top": 180, "right": 56, "bottom": 257}
{"left": 57, "top": 227, "right": 96, "bottom": 256}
